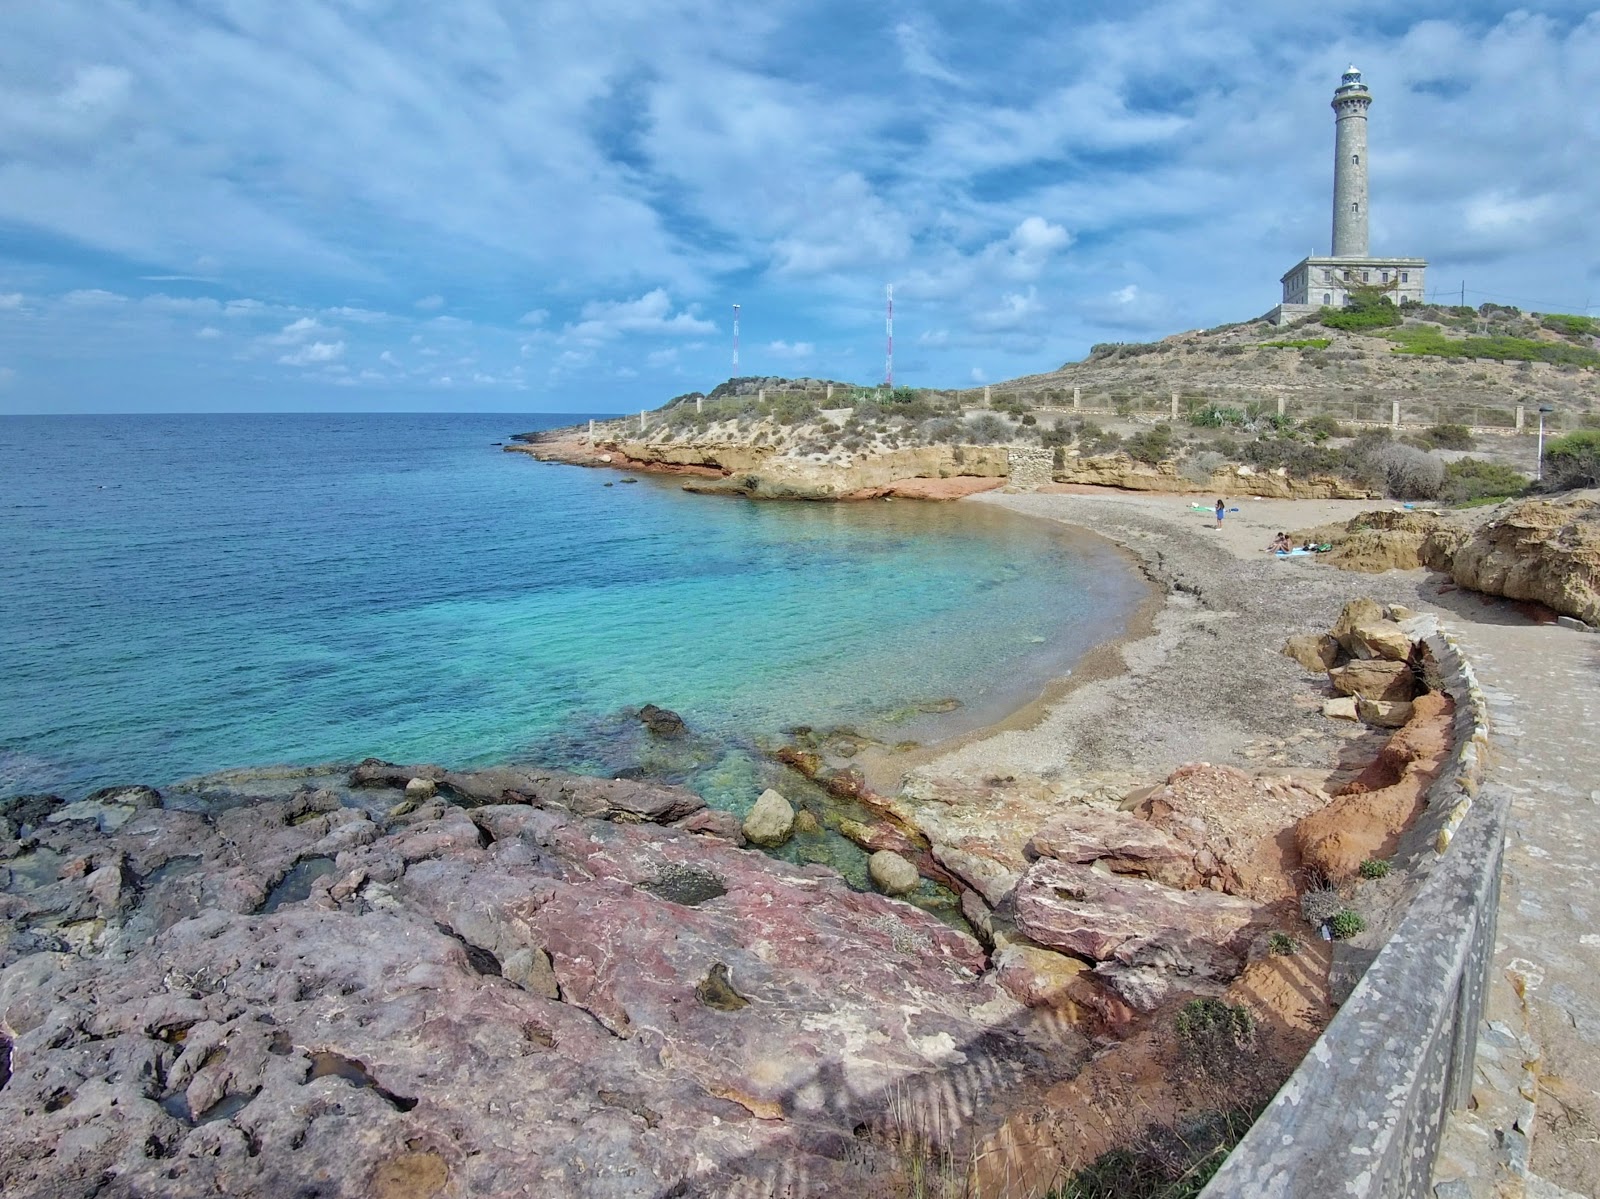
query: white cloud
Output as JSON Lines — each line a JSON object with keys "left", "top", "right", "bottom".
{"left": 197, "top": 326, "right": 222, "bottom": 339}
{"left": 518, "top": 308, "right": 549, "bottom": 326}
{"left": 414, "top": 294, "right": 445, "bottom": 311}
{"left": 0, "top": 293, "right": 25, "bottom": 309}
{"left": 61, "top": 288, "right": 126, "bottom": 305}
{"left": 973, "top": 288, "right": 1041, "bottom": 331}
{"left": 969, "top": 366, "right": 986, "bottom": 383}
{"left": 0, "top": 367, "right": 15, "bottom": 387}
{"left": 278, "top": 340, "right": 345, "bottom": 366}
{"left": 894, "top": 21, "right": 963, "bottom": 86}
{"left": 766, "top": 339, "right": 813, "bottom": 359}
{"left": 563, "top": 288, "right": 714, "bottom": 345}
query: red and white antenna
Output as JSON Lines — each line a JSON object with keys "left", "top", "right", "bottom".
{"left": 732, "top": 303, "right": 740, "bottom": 376}
{"left": 884, "top": 284, "right": 894, "bottom": 389}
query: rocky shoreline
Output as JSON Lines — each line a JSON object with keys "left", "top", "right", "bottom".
{"left": 4, "top": 469, "right": 1502, "bottom": 1196}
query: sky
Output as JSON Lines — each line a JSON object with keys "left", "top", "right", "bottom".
{"left": 1, "top": 2, "right": 1597, "bottom": 414}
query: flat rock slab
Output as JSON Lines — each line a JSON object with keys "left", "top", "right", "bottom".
{"left": 1012, "top": 858, "right": 1257, "bottom": 983}
{"left": 0, "top": 777, "right": 1089, "bottom": 1198}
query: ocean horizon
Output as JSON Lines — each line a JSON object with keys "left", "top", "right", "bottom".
{"left": 0, "top": 411, "right": 1147, "bottom": 806}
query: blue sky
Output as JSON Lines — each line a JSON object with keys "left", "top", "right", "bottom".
{"left": 1, "top": 1, "right": 1597, "bottom": 413}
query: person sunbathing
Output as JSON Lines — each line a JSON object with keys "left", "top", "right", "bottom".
{"left": 1269, "top": 532, "right": 1291, "bottom": 553}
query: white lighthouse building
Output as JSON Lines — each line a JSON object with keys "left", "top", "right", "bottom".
{"left": 1272, "top": 67, "right": 1427, "bottom": 323}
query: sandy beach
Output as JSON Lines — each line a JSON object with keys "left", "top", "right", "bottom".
{"left": 863, "top": 487, "right": 1435, "bottom": 804}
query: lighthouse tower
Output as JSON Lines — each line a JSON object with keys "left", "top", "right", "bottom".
{"left": 1331, "top": 65, "right": 1371, "bottom": 258}
{"left": 1273, "top": 68, "right": 1427, "bottom": 322}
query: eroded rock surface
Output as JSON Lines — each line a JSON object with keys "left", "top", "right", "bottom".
{"left": 0, "top": 767, "right": 1086, "bottom": 1199}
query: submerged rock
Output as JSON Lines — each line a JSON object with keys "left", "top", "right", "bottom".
{"left": 741, "top": 788, "right": 795, "bottom": 847}
{"left": 867, "top": 850, "right": 920, "bottom": 896}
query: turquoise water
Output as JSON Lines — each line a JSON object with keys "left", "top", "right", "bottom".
{"left": 0, "top": 413, "right": 1146, "bottom": 803}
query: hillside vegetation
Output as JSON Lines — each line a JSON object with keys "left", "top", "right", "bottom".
{"left": 565, "top": 301, "right": 1596, "bottom": 504}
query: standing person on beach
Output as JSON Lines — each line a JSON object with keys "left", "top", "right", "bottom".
{"left": 1215, "top": 499, "right": 1226, "bottom": 528}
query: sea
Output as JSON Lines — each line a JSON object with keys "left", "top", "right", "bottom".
{"left": 0, "top": 412, "right": 1147, "bottom": 812}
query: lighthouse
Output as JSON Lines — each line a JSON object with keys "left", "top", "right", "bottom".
{"left": 1273, "top": 68, "right": 1427, "bottom": 322}
{"left": 1331, "top": 65, "right": 1371, "bottom": 258}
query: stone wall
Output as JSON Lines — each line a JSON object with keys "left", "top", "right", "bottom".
{"left": 1201, "top": 616, "right": 1501, "bottom": 1198}
{"left": 1006, "top": 446, "right": 1054, "bottom": 491}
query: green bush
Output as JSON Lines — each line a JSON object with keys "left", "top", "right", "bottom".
{"left": 1188, "top": 404, "right": 1248, "bottom": 429}
{"left": 1050, "top": 1108, "right": 1263, "bottom": 1199}
{"left": 1358, "top": 858, "right": 1390, "bottom": 880}
{"left": 1267, "top": 931, "right": 1300, "bottom": 956}
{"left": 1298, "top": 413, "right": 1350, "bottom": 442}
{"left": 1442, "top": 457, "right": 1528, "bottom": 504}
{"left": 1176, "top": 998, "right": 1256, "bottom": 1053}
{"left": 1543, "top": 430, "right": 1600, "bottom": 489}
{"left": 1328, "top": 910, "right": 1366, "bottom": 940}
{"left": 1318, "top": 290, "right": 1402, "bottom": 331}
{"left": 1413, "top": 423, "right": 1475, "bottom": 450}
{"left": 1125, "top": 424, "right": 1177, "bottom": 464}
{"left": 1542, "top": 313, "right": 1599, "bottom": 339}
{"left": 1388, "top": 326, "right": 1600, "bottom": 368}
{"left": 1260, "top": 337, "right": 1332, "bottom": 350}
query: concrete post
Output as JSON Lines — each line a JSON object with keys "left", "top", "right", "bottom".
{"left": 1073, "top": 386, "right": 1081, "bottom": 411}
{"left": 695, "top": 396, "right": 703, "bottom": 414}
{"left": 588, "top": 419, "right": 595, "bottom": 444}
{"left": 826, "top": 383, "right": 833, "bottom": 400}
{"left": 1170, "top": 390, "right": 1180, "bottom": 421}
{"left": 1277, "top": 395, "right": 1286, "bottom": 417}
{"left": 758, "top": 388, "right": 765, "bottom": 403}
{"left": 984, "top": 385, "right": 992, "bottom": 405}
{"left": 1390, "top": 400, "right": 1400, "bottom": 429}
{"left": 1515, "top": 404, "right": 1525, "bottom": 432}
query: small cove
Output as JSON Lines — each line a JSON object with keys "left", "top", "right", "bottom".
{"left": 0, "top": 412, "right": 1149, "bottom": 808}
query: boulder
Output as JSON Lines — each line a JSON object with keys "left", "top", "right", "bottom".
{"left": 1328, "top": 659, "right": 1415, "bottom": 702}
{"left": 1322, "top": 696, "right": 1360, "bottom": 720}
{"left": 1330, "top": 597, "right": 1386, "bottom": 649}
{"left": 1025, "top": 809, "right": 1199, "bottom": 890}
{"left": 1012, "top": 858, "right": 1256, "bottom": 983}
{"left": 638, "top": 704, "right": 687, "bottom": 738}
{"left": 404, "top": 777, "right": 438, "bottom": 801}
{"left": 1282, "top": 633, "right": 1340, "bottom": 672}
{"left": 1357, "top": 698, "right": 1415, "bottom": 728}
{"left": 1432, "top": 497, "right": 1600, "bottom": 625}
{"left": 1346, "top": 622, "right": 1414, "bottom": 662}
{"left": 742, "top": 789, "right": 795, "bottom": 847}
{"left": 867, "top": 850, "right": 921, "bottom": 896}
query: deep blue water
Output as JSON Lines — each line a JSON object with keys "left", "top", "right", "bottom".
{"left": 0, "top": 413, "right": 1146, "bottom": 803}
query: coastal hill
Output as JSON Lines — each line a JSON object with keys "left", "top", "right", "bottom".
{"left": 514, "top": 301, "right": 1598, "bottom": 501}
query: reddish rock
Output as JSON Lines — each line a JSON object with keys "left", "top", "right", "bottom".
{"left": 0, "top": 771, "right": 1084, "bottom": 1198}
{"left": 1296, "top": 691, "right": 1455, "bottom": 879}
{"left": 1012, "top": 858, "right": 1257, "bottom": 983}
{"left": 1134, "top": 764, "right": 1329, "bottom": 902}
{"left": 1026, "top": 809, "right": 1199, "bottom": 889}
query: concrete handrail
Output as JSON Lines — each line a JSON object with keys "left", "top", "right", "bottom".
{"left": 1201, "top": 618, "right": 1503, "bottom": 1198}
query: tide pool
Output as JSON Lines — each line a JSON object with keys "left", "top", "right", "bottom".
{"left": 0, "top": 412, "right": 1146, "bottom": 803}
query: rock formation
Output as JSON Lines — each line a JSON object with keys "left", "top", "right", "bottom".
{"left": 0, "top": 765, "right": 1090, "bottom": 1198}
{"left": 1425, "top": 495, "right": 1600, "bottom": 625}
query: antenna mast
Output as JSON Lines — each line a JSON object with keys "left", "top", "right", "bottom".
{"left": 732, "top": 303, "right": 740, "bottom": 376}
{"left": 885, "top": 284, "right": 894, "bottom": 389}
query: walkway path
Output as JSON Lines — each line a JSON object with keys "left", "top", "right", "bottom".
{"left": 1431, "top": 602, "right": 1600, "bottom": 1198}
